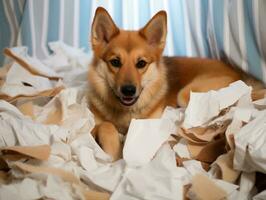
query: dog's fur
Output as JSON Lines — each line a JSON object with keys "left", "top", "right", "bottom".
{"left": 88, "top": 7, "right": 264, "bottom": 160}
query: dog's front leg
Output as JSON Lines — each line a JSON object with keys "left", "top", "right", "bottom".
{"left": 92, "top": 122, "right": 122, "bottom": 161}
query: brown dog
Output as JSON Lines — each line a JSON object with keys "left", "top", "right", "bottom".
{"left": 88, "top": 7, "right": 263, "bottom": 160}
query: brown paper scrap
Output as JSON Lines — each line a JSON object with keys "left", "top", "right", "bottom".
{"left": 179, "top": 128, "right": 207, "bottom": 145}
{"left": 1, "top": 145, "right": 51, "bottom": 161}
{"left": 0, "top": 85, "right": 64, "bottom": 103}
{"left": 13, "top": 162, "right": 110, "bottom": 200}
{"left": 3, "top": 48, "right": 61, "bottom": 80}
{"left": 184, "top": 120, "right": 230, "bottom": 143}
{"left": 17, "top": 101, "right": 35, "bottom": 119}
{"left": 213, "top": 151, "right": 240, "bottom": 183}
{"left": 43, "top": 100, "right": 63, "bottom": 125}
{"left": 83, "top": 190, "right": 110, "bottom": 200}
{"left": 189, "top": 174, "right": 227, "bottom": 200}
{"left": 175, "top": 155, "right": 190, "bottom": 167}
{"left": 187, "top": 136, "right": 226, "bottom": 163}
{"left": 13, "top": 162, "right": 80, "bottom": 183}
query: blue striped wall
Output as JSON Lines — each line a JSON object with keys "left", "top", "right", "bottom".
{"left": 0, "top": 0, "right": 266, "bottom": 83}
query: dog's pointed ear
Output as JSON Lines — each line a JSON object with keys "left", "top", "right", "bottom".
{"left": 139, "top": 11, "right": 167, "bottom": 50}
{"left": 91, "top": 7, "right": 119, "bottom": 50}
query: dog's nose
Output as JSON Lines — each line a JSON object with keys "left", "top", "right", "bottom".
{"left": 121, "top": 85, "right": 136, "bottom": 96}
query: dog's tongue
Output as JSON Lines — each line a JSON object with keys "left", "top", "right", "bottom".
{"left": 122, "top": 97, "right": 134, "bottom": 103}
{"left": 121, "top": 96, "right": 136, "bottom": 106}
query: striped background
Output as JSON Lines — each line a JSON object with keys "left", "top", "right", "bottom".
{"left": 0, "top": 0, "right": 266, "bottom": 84}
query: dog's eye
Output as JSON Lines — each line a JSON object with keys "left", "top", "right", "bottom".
{"left": 110, "top": 59, "right": 122, "bottom": 68}
{"left": 136, "top": 60, "right": 147, "bottom": 69}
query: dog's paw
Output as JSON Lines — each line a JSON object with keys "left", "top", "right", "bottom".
{"left": 96, "top": 122, "right": 122, "bottom": 161}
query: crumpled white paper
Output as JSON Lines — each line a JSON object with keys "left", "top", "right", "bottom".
{"left": 0, "top": 100, "right": 68, "bottom": 147}
{"left": 112, "top": 144, "right": 184, "bottom": 200}
{"left": 0, "top": 178, "right": 42, "bottom": 200}
{"left": 123, "top": 118, "right": 176, "bottom": 167}
{"left": 234, "top": 110, "right": 266, "bottom": 173}
{"left": 5, "top": 46, "right": 60, "bottom": 78}
{"left": 0, "top": 62, "right": 61, "bottom": 97}
{"left": 44, "top": 41, "right": 92, "bottom": 71}
{"left": 1, "top": 41, "right": 266, "bottom": 200}
{"left": 183, "top": 81, "right": 251, "bottom": 128}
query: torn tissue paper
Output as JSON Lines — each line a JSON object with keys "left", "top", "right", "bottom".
{"left": 1, "top": 42, "right": 266, "bottom": 200}
{"left": 112, "top": 144, "right": 184, "bottom": 200}
{"left": 4, "top": 47, "right": 60, "bottom": 79}
{"left": 1, "top": 62, "right": 60, "bottom": 97}
{"left": 123, "top": 118, "right": 176, "bottom": 167}
{"left": 183, "top": 80, "right": 251, "bottom": 128}
{"left": 234, "top": 110, "right": 266, "bottom": 173}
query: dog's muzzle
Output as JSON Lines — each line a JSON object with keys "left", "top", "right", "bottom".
{"left": 118, "top": 84, "right": 138, "bottom": 106}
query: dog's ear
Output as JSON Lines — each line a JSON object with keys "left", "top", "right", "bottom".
{"left": 91, "top": 7, "right": 119, "bottom": 50}
{"left": 139, "top": 11, "right": 167, "bottom": 50}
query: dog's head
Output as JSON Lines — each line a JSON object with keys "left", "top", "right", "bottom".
{"left": 89, "top": 7, "right": 167, "bottom": 109}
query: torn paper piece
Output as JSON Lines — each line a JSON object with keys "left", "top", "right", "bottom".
{"left": 50, "top": 142, "right": 71, "bottom": 162}
{"left": 32, "top": 88, "right": 94, "bottom": 136}
{"left": 183, "top": 121, "right": 229, "bottom": 143}
{"left": 12, "top": 161, "right": 80, "bottom": 184}
{"left": 173, "top": 138, "right": 191, "bottom": 158}
{"left": 0, "top": 100, "right": 25, "bottom": 118}
{"left": 3, "top": 47, "right": 60, "bottom": 79}
{"left": 32, "top": 96, "right": 63, "bottom": 125}
{"left": 77, "top": 146, "right": 98, "bottom": 171}
{"left": 187, "top": 174, "right": 227, "bottom": 200}
{"left": 213, "top": 179, "right": 239, "bottom": 199}
{"left": 81, "top": 159, "right": 125, "bottom": 192}
{"left": 0, "top": 145, "right": 51, "bottom": 161}
{"left": 233, "top": 107, "right": 255, "bottom": 123}
{"left": 40, "top": 175, "right": 82, "bottom": 200}
{"left": 123, "top": 118, "right": 175, "bottom": 167}
{"left": 183, "top": 80, "right": 251, "bottom": 128}
{"left": 209, "top": 151, "right": 240, "bottom": 183}
{"left": 0, "top": 178, "right": 42, "bottom": 200}
{"left": 0, "top": 62, "right": 63, "bottom": 98}
{"left": 253, "top": 97, "right": 266, "bottom": 110}
{"left": 178, "top": 128, "right": 207, "bottom": 144}
{"left": 187, "top": 136, "right": 226, "bottom": 163}
{"left": 182, "top": 160, "right": 207, "bottom": 177}
{"left": 83, "top": 190, "right": 110, "bottom": 200}
{"left": 217, "top": 81, "right": 252, "bottom": 110}
{"left": 71, "top": 133, "right": 111, "bottom": 162}
{"left": 234, "top": 110, "right": 266, "bottom": 173}
{"left": 112, "top": 144, "right": 184, "bottom": 200}
{"left": 161, "top": 106, "right": 184, "bottom": 124}
{"left": 1, "top": 85, "right": 64, "bottom": 103}
{"left": 0, "top": 101, "right": 68, "bottom": 147}
{"left": 183, "top": 90, "right": 220, "bottom": 129}
{"left": 225, "top": 118, "right": 243, "bottom": 149}
{"left": 0, "top": 174, "right": 102, "bottom": 200}
{"left": 16, "top": 101, "right": 35, "bottom": 119}
{"left": 0, "top": 113, "right": 66, "bottom": 146}
{"left": 253, "top": 190, "right": 266, "bottom": 200}
{"left": 44, "top": 41, "right": 91, "bottom": 71}
{"left": 234, "top": 172, "right": 256, "bottom": 200}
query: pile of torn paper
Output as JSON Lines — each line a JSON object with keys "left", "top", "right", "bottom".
{"left": 0, "top": 42, "right": 266, "bottom": 200}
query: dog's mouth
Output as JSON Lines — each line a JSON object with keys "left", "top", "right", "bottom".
{"left": 111, "top": 86, "right": 142, "bottom": 107}
{"left": 119, "top": 96, "right": 139, "bottom": 106}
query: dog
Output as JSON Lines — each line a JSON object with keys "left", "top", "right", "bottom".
{"left": 88, "top": 7, "right": 264, "bottom": 160}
